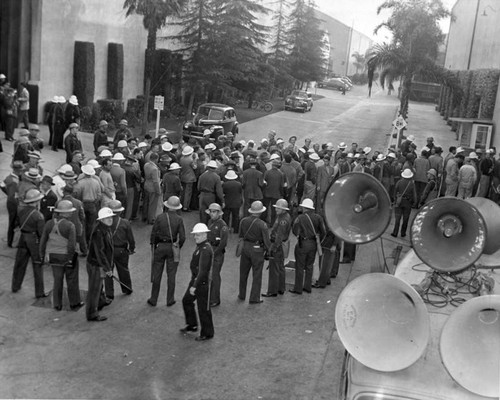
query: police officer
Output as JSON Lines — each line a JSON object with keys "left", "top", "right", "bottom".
{"left": 12, "top": 188, "right": 47, "bottom": 298}
{"left": 86, "top": 207, "right": 114, "bottom": 322}
{"left": 289, "top": 198, "right": 326, "bottom": 295}
{"left": 238, "top": 201, "right": 271, "bottom": 304}
{"left": 148, "top": 196, "right": 186, "bottom": 307}
{"left": 180, "top": 223, "right": 214, "bottom": 341}
{"left": 105, "top": 200, "right": 135, "bottom": 300}
{"left": 205, "top": 203, "right": 228, "bottom": 307}
{"left": 39, "top": 200, "right": 84, "bottom": 311}
{"left": 262, "top": 199, "right": 292, "bottom": 297}
{"left": 197, "top": 160, "right": 224, "bottom": 224}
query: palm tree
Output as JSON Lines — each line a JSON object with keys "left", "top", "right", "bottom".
{"left": 351, "top": 51, "right": 365, "bottom": 74}
{"left": 124, "top": 0, "right": 187, "bottom": 134}
{"left": 366, "top": 0, "right": 449, "bottom": 119}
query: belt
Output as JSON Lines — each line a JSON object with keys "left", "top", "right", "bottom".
{"left": 114, "top": 245, "right": 128, "bottom": 249}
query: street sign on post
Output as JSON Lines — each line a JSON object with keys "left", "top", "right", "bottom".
{"left": 392, "top": 116, "right": 408, "bottom": 148}
{"left": 153, "top": 96, "right": 164, "bottom": 138}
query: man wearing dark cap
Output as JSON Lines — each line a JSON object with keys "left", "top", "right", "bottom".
{"left": 238, "top": 201, "right": 271, "bottom": 304}
{"left": 113, "top": 119, "right": 133, "bottom": 147}
{"left": 93, "top": 120, "right": 109, "bottom": 154}
{"left": 64, "top": 123, "right": 83, "bottom": 164}
{"left": 39, "top": 175, "right": 58, "bottom": 221}
{"left": 206, "top": 203, "right": 228, "bottom": 307}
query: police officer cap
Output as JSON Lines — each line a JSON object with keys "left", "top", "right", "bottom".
{"left": 97, "top": 207, "right": 114, "bottom": 220}
{"left": 299, "top": 198, "right": 315, "bottom": 210}
{"left": 248, "top": 200, "right": 266, "bottom": 214}
{"left": 108, "top": 200, "right": 125, "bottom": 213}
{"left": 164, "top": 196, "right": 183, "bottom": 210}
{"left": 54, "top": 200, "right": 76, "bottom": 213}
{"left": 205, "top": 203, "right": 223, "bottom": 215}
{"left": 273, "top": 199, "right": 289, "bottom": 211}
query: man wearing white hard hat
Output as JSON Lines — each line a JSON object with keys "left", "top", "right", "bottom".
{"left": 289, "top": 198, "right": 326, "bottom": 295}
{"left": 180, "top": 223, "right": 214, "bottom": 341}
{"left": 39, "top": 199, "right": 83, "bottom": 312}
{"left": 197, "top": 160, "right": 224, "bottom": 224}
{"left": 457, "top": 155, "right": 478, "bottom": 199}
{"left": 111, "top": 152, "right": 127, "bottom": 209}
{"left": 99, "top": 158, "right": 117, "bottom": 208}
{"left": 148, "top": 196, "right": 186, "bottom": 307}
{"left": 444, "top": 152, "right": 463, "bottom": 197}
{"left": 237, "top": 201, "right": 271, "bottom": 304}
{"left": 179, "top": 145, "right": 197, "bottom": 211}
{"left": 12, "top": 189, "right": 48, "bottom": 298}
{"left": 262, "top": 199, "right": 292, "bottom": 297}
{"left": 302, "top": 152, "right": 319, "bottom": 202}
{"left": 222, "top": 170, "right": 242, "bottom": 233}
{"left": 162, "top": 162, "right": 182, "bottom": 202}
{"left": 86, "top": 207, "right": 115, "bottom": 322}
{"left": 65, "top": 95, "right": 80, "bottom": 131}
{"left": 391, "top": 169, "right": 417, "bottom": 238}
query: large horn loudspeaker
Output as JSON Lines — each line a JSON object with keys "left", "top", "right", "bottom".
{"left": 465, "top": 197, "right": 500, "bottom": 255}
{"left": 323, "top": 172, "right": 391, "bottom": 244}
{"left": 335, "top": 273, "right": 430, "bottom": 372}
{"left": 411, "top": 198, "right": 487, "bottom": 272}
{"left": 440, "top": 295, "right": 500, "bottom": 398}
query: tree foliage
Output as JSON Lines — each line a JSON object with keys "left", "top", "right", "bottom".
{"left": 367, "top": 0, "right": 450, "bottom": 118}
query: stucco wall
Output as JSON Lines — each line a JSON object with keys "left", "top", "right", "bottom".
{"left": 445, "top": 0, "right": 500, "bottom": 70}
{"left": 35, "top": 0, "right": 146, "bottom": 121}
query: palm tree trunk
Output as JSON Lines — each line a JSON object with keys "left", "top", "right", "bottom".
{"left": 400, "top": 76, "right": 412, "bottom": 119}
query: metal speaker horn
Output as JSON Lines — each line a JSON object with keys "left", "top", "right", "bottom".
{"left": 466, "top": 197, "right": 500, "bottom": 255}
{"left": 411, "top": 198, "right": 486, "bottom": 272}
{"left": 440, "top": 295, "right": 500, "bottom": 398}
{"left": 323, "top": 172, "right": 391, "bottom": 244}
{"left": 335, "top": 273, "right": 430, "bottom": 372}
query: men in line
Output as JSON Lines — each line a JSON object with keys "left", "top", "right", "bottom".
{"left": 289, "top": 198, "right": 325, "bottom": 295}
{"left": 86, "top": 207, "right": 115, "bottom": 322}
{"left": 11, "top": 189, "right": 47, "bottom": 298}
{"left": 39, "top": 200, "right": 84, "bottom": 311}
{"left": 148, "top": 196, "right": 186, "bottom": 307}
{"left": 205, "top": 203, "right": 228, "bottom": 307}
{"left": 180, "top": 223, "right": 215, "bottom": 341}
{"left": 105, "top": 200, "right": 135, "bottom": 300}
{"left": 262, "top": 199, "right": 292, "bottom": 297}
{"left": 238, "top": 201, "right": 271, "bottom": 304}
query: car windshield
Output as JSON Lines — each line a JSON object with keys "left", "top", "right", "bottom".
{"left": 291, "top": 91, "right": 307, "bottom": 98}
{"left": 196, "top": 106, "right": 224, "bottom": 121}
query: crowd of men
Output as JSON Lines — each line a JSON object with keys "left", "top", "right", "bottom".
{"left": 4, "top": 115, "right": 500, "bottom": 339}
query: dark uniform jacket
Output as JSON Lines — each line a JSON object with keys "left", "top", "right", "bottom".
{"left": 40, "top": 189, "right": 58, "bottom": 221}
{"left": 222, "top": 180, "right": 242, "bottom": 208}
{"left": 64, "top": 134, "right": 83, "bottom": 164}
{"left": 17, "top": 205, "right": 45, "bottom": 237}
{"left": 62, "top": 194, "right": 85, "bottom": 238}
{"left": 198, "top": 170, "right": 224, "bottom": 202}
{"left": 207, "top": 217, "right": 228, "bottom": 256}
{"left": 189, "top": 240, "right": 213, "bottom": 288}
{"left": 242, "top": 167, "right": 264, "bottom": 200}
{"left": 93, "top": 129, "right": 109, "bottom": 152}
{"left": 303, "top": 160, "right": 317, "bottom": 185}
{"left": 238, "top": 215, "right": 271, "bottom": 249}
{"left": 292, "top": 211, "right": 326, "bottom": 241}
{"left": 162, "top": 172, "right": 182, "bottom": 200}
{"left": 393, "top": 178, "right": 417, "bottom": 207}
{"left": 87, "top": 222, "right": 113, "bottom": 272}
{"left": 270, "top": 212, "right": 292, "bottom": 251}
{"left": 112, "top": 217, "right": 135, "bottom": 252}
{"left": 39, "top": 218, "right": 76, "bottom": 263}
{"left": 150, "top": 211, "right": 186, "bottom": 247}
{"left": 263, "top": 168, "right": 285, "bottom": 199}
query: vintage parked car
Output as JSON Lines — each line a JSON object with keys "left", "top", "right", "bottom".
{"left": 284, "top": 90, "right": 313, "bottom": 112}
{"left": 182, "top": 103, "right": 239, "bottom": 144}
{"left": 317, "top": 78, "right": 351, "bottom": 91}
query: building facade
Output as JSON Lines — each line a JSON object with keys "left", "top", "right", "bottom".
{"left": 0, "top": 0, "right": 147, "bottom": 123}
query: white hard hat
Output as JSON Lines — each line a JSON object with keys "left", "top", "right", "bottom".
{"left": 138, "top": 142, "right": 148, "bottom": 148}
{"left": 269, "top": 153, "right": 280, "bottom": 161}
{"left": 169, "top": 162, "right": 181, "bottom": 171}
{"left": 182, "top": 146, "right": 194, "bottom": 156}
{"left": 100, "top": 149, "right": 113, "bottom": 157}
{"left": 97, "top": 207, "right": 115, "bottom": 220}
{"left": 204, "top": 143, "right": 216, "bottom": 150}
{"left": 191, "top": 223, "right": 211, "bottom": 234}
{"left": 112, "top": 153, "right": 126, "bottom": 161}
{"left": 57, "top": 164, "right": 73, "bottom": 174}
{"left": 206, "top": 160, "right": 218, "bottom": 169}
{"left": 299, "top": 198, "right": 315, "bottom": 210}
{"left": 86, "top": 159, "right": 100, "bottom": 169}
{"left": 117, "top": 140, "right": 127, "bottom": 148}
{"left": 162, "top": 142, "right": 173, "bottom": 152}
{"left": 81, "top": 164, "right": 95, "bottom": 176}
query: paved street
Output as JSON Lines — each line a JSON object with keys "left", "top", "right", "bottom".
{"left": 0, "top": 86, "right": 459, "bottom": 399}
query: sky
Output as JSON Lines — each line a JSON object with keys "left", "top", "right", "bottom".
{"left": 314, "top": 0, "right": 458, "bottom": 42}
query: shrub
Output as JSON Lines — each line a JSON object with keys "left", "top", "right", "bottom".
{"left": 73, "top": 41, "right": 95, "bottom": 107}
{"left": 107, "top": 43, "right": 124, "bottom": 99}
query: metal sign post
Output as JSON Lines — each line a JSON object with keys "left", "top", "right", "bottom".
{"left": 392, "top": 116, "right": 407, "bottom": 149}
{"left": 153, "top": 95, "right": 164, "bottom": 138}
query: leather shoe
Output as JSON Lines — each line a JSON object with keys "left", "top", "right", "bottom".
{"left": 303, "top": 289, "right": 312, "bottom": 293}
{"left": 36, "top": 293, "right": 49, "bottom": 298}
{"left": 167, "top": 301, "right": 176, "bottom": 307}
{"left": 237, "top": 296, "right": 245, "bottom": 301}
{"left": 180, "top": 325, "right": 198, "bottom": 333}
{"left": 210, "top": 302, "right": 220, "bottom": 307}
{"left": 312, "top": 283, "right": 325, "bottom": 289}
{"left": 278, "top": 291, "right": 284, "bottom": 295}
{"left": 147, "top": 299, "right": 156, "bottom": 307}
{"left": 54, "top": 306, "right": 62, "bottom": 311}
{"left": 70, "top": 302, "right": 84, "bottom": 311}
{"left": 249, "top": 300, "right": 263, "bottom": 304}
{"left": 390, "top": 233, "right": 397, "bottom": 238}
{"left": 261, "top": 293, "right": 277, "bottom": 297}
{"left": 195, "top": 336, "right": 213, "bottom": 341}
{"left": 288, "top": 289, "right": 302, "bottom": 295}
{"left": 88, "top": 315, "right": 107, "bottom": 322}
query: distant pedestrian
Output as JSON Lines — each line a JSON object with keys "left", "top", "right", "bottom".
{"left": 180, "top": 223, "right": 215, "bottom": 341}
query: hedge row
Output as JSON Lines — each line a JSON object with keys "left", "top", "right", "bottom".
{"left": 107, "top": 43, "right": 124, "bottom": 99}
{"left": 73, "top": 41, "right": 95, "bottom": 108}
{"left": 438, "top": 69, "right": 500, "bottom": 130}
